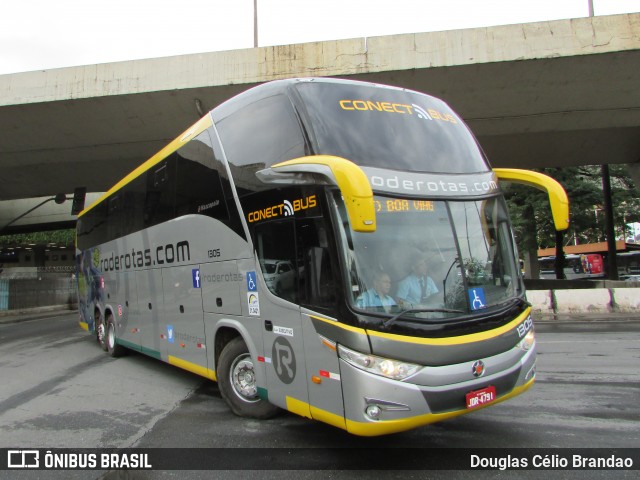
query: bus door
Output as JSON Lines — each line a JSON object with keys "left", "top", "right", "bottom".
{"left": 252, "top": 219, "right": 310, "bottom": 416}
{"left": 296, "top": 216, "right": 346, "bottom": 427}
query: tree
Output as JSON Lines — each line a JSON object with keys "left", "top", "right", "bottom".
{"left": 0, "top": 229, "right": 75, "bottom": 247}
{"left": 503, "top": 165, "right": 640, "bottom": 274}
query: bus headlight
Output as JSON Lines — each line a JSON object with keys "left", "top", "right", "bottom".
{"left": 337, "top": 344, "right": 421, "bottom": 380}
{"left": 516, "top": 330, "right": 535, "bottom": 351}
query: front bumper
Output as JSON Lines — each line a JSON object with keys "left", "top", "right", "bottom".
{"left": 339, "top": 342, "right": 536, "bottom": 436}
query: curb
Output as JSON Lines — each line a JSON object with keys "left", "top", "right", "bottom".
{"left": 0, "top": 306, "right": 77, "bottom": 325}
{"left": 534, "top": 314, "right": 640, "bottom": 323}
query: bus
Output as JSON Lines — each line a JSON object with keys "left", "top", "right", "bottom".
{"left": 76, "top": 78, "right": 568, "bottom": 436}
{"left": 539, "top": 251, "right": 640, "bottom": 280}
{"left": 539, "top": 253, "right": 605, "bottom": 280}
{"left": 618, "top": 251, "right": 640, "bottom": 279}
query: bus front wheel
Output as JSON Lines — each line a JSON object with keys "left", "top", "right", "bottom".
{"left": 217, "top": 337, "right": 279, "bottom": 419}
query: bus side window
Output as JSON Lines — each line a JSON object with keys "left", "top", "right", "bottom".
{"left": 175, "top": 131, "right": 231, "bottom": 222}
{"left": 107, "top": 194, "right": 123, "bottom": 242}
{"left": 215, "top": 94, "right": 307, "bottom": 192}
{"left": 253, "top": 220, "right": 298, "bottom": 303}
{"left": 144, "top": 157, "right": 176, "bottom": 227}
{"left": 298, "top": 219, "right": 339, "bottom": 312}
{"left": 305, "top": 246, "right": 336, "bottom": 306}
{"left": 77, "top": 201, "right": 107, "bottom": 249}
{"left": 121, "top": 179, "right": 145, "bottom": 236}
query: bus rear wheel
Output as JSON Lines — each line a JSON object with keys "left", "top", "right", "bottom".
{"left": 106, "top": 314, "right": 126, "bottom": 358}
{"left": 96, "top": 311, "right": 107, "bottom": 351}
{"left": 217, "top": 337, "right": 279, "bottom": 419}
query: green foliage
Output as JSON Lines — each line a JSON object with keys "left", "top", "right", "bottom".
{"left": 0, "top": 229, "right": 75, "bottom": 247}
{"left": 503, "top": 165, "right": 640, "bottom": 252}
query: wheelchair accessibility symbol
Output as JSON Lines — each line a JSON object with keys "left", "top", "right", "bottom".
{"left": 468, "top": 288, "right": 487, "bottom": 311}
{"left": 247, "top": 271, "right": 257, "bottom": 292}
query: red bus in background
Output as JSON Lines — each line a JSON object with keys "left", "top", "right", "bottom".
{"left": 539, "top": 251, "right": 640, "bottom": 280}
{"left": 581, "top": 254, "right": 603, "bottom": 275}
{"left": 539, "top": 253, "right": 605, "bottom": 280}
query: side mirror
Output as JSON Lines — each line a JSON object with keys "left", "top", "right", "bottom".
{"left": 494, "top": 168, "right": 569, "bottom": 231}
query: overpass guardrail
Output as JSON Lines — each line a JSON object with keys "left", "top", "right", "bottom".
{"left": 525, "top": 279, "right": 640, "bottom": 320}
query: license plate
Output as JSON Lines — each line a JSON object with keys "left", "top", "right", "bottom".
{"left": 466, "top": 385, "right": 496, "bottom": 409}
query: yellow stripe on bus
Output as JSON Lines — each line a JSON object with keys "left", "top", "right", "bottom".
{"left": 367, "top": 308, "right": 531, "bottom": 346}
{"left": 285, "top": 396, "right": 312, "bottom": 419}
{"left": 310, "top": 405, "right": 347, "bottom": 431}
{"left": 307, "top": 314, "right": 368, "bottom": 335}
{"left": 344, "top": 377, "right": 535, "bottom": 436}
{"left": 168, "top": 355, "right": 217, "bottom": 381}
{"left": 283, "top": 378, "right": 534, "bottom": 436}
{"left": 309, "top": 308, "right": 531, "bottom": 346}
{"left": 79, "top": 114, "right": 213, "bottom": 217}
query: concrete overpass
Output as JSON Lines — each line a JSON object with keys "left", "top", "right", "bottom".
{"left": 1, "top": 13, "right": 639, "bottom": 230}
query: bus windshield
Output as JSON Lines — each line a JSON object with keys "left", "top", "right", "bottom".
{"left": 331, "top": 193, "right": 522, "bottom": 321}
{"left": 295, "top": 81, "right": 489, "bottom": 174}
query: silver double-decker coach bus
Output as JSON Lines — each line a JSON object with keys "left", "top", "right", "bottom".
{"left": 77, "top": 78, "right": 568, "bottom": 436}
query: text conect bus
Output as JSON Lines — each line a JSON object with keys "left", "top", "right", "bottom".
{"left": 76, "top": 78, "right": 569, "bottom": 435}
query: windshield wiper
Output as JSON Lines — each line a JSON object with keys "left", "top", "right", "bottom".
{"left": 382, "top": 308, "right": 465, "bottom": 330}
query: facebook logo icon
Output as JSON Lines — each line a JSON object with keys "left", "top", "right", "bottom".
{"left": 192, "top": 268, "right": 201, "bottom": 288}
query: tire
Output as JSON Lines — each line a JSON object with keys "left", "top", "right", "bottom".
{"left": 217, "top": 337, "right": 280, "bottom": 419}
{"left": 95, "top": 311, "right": 108, "bottom": 351}
{"left": 106, "top": 314, "right": 126, "bottom": 358}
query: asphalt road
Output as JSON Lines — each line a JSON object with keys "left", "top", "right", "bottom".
{"left": 1, "top": 312, "right": 638, "bottom": 479}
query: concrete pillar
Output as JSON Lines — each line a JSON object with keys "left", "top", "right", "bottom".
{"left": 34, "top": 246, "right": 46, "bottom": 268}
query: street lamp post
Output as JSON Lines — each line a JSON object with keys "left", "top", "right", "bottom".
{"left": 601, "top": 165, "right": 619, "bottom": 280}
{"left": 254, "top": 0, "right": 258, "bottom": 47}
{"left": 0, "top": 194, "right": 68, "bottom": 234}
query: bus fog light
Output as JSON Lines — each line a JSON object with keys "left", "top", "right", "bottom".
{"left": 526, "top": 364, "right": 536, "bottom": 380}
{"left": 366, "top": 405, "right": 381, "bottom": 419}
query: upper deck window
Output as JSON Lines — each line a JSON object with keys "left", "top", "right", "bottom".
{"left": 216, "top": 94, "right": 308, "bottom": 193}
{"left": 295, "top": 82, "right": 489, "bottom": 174}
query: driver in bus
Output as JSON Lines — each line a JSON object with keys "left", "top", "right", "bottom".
{"left": 396, "top": 256, "right": 438, "bottom": 307}
{"left": 356, "top": 270, "right": 397, "bottom": 311}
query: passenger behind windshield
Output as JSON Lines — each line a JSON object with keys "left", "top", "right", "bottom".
{"left": 356, "top": 270, "right": 397, "bottom": 312}
{"left": 396, "top": 256, "right": 439, "bottom": 309}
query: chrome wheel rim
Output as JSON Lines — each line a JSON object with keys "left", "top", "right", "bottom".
{"left": 230, "top": 354, "right": 259, "bottom": 403}
{"left": 107, "top": 323, "right": 115, "bottom": 349}
{"left": 97, "top": 320, "right": 105, "bottom": 344}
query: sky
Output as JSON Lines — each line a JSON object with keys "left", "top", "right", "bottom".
{"left": 1, "top": 0, "right": 639, "bottom": 75}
